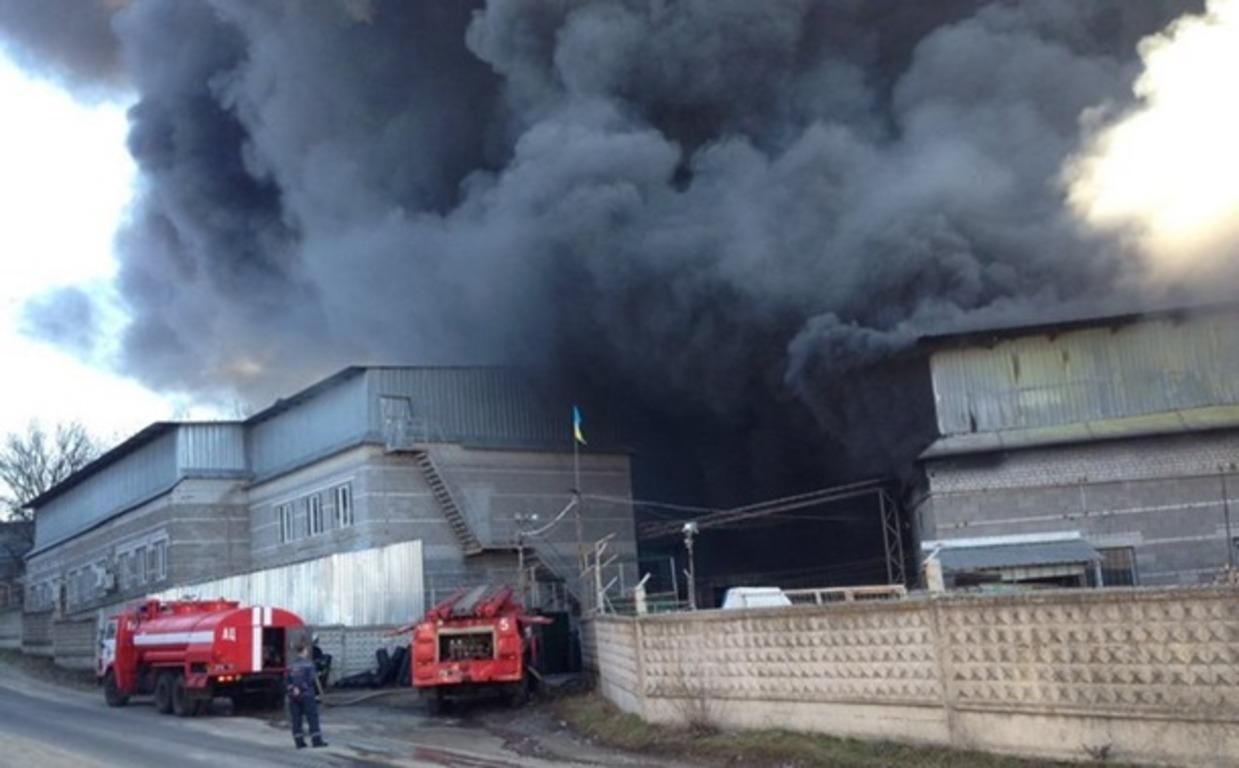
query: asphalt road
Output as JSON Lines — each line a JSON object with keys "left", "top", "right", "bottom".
{"left": 0, "top": 671, "right": 393, "bottom": 768}
{"left": 0, "top": 665, "right": 680, "bottom": 768}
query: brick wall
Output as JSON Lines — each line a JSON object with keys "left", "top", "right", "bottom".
{"left": 589, "top": 587, "right": 1239, "bottom": 767}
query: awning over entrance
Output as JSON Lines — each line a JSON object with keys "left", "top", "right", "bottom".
{"left": 923, "top": 532, "right": 1102, "bottom": 588}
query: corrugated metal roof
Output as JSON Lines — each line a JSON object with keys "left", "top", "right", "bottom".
{"left": 935, "top": 539, "right": 1100, "bottom": 572}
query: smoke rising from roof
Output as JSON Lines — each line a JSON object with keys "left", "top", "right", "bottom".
{"left": 10, "top": 0, "right": 1212, "bottom": 491}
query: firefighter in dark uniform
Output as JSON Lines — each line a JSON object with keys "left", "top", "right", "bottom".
{"left": 286, "top": 642, "right": 327, "bottom": 749}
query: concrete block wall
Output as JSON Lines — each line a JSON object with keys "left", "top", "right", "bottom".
{"left": 52, "top": 619, "right": 96, "bottom": 670}
{"left": 311, "top": 624, "right": 407, "bottom": 680}
{"left": 923, "top": 430, "right": 1239, "bottom": 585}
{"left": 21, "top": 610, "right": 52, "bottom": 656}
{"left": 0, "top": 608, "right": 21, "bottom": 650}
{"left": 24, "top": 478, "right": 250, "bottom": 620}
{"left": 589, "top": 586, "right": 1239, "bottom": 767}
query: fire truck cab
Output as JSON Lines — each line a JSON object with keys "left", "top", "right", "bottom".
{"left": 97, "top": 598, "right": 306, "bottom": 716}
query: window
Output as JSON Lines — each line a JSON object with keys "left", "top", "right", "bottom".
{"left": 148, "top": 541, "right": 167, "bottom": 583}
{"left": 307, "top": 493, "right": 325, "bottom": 536}
{"left": 1099, "top": 547, "right": 1138, "bottom": 587}
{"left": 278, "top": 503, "right": 295, "bottom": 543}
{"left": 135, "top": 546, "right": 147, "bottom": 585}
{"left": 334, "top": 483, "right": 354, "bottom": 528}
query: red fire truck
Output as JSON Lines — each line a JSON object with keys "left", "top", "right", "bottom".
{"left": 410, "top": 585, "right": 548, "bottom": 712}
{"left": 97, "top": 598, "right": 306, "bottom": 716}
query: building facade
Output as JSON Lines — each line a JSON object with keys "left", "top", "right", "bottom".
{"left": 23, "top": 367, "right": 637, "bottom": 631}
{"left": 917, "top": 306, "right": 1239, "bottom": 587}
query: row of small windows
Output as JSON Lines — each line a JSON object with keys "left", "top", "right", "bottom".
{"left": 27, "top": 539, "right": 169, "bottom": 611}
{"left": 278, "top": 482, "right": 354, "bottom": 543}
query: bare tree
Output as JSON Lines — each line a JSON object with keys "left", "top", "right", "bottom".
{"left": 0, "top": 421, "right": 102, "bottom": 523}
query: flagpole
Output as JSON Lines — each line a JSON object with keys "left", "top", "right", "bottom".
{"left": 573, "top": 407, "right": 585, "bottom": 607}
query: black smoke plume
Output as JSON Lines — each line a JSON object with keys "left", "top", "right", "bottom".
{"left": 9, "top": 0, "right": 1204, "bottom": 501}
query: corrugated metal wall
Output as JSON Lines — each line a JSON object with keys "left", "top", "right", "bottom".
{"left": 176, "top": 424, "right": 247, "bottom": 472}
{"left": 367, "top": 367, "right": 570, "bottom": 447}
{"left": 34, "top": 430, "right": 179, "bottom": 550}
{"left": 247, "top": 372, "right": 370, "bottom": 479}
{"left": 152, "top": 540, "right": 424, "bottom": 626}
{"left": 932, "top": 313, "right": 1239, "bottom": 436}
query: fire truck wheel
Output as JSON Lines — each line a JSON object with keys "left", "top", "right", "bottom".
{"left": 153, "top": 673, "right": 174, "bottom": 714}
{"left": 103, "top": 671, "right": 128, "bottom": 707}
{"left": 171, "top": 675, "right": 195, "bottom": 717}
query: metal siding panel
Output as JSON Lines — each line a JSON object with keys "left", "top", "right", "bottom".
{"left": 34, "top": 431, "right": 179, "bottom": 549}
{"left": 176, "top": 424, "right": 247, "bottom": 471}
{"left": 248, "top": 374, "right": 369, "bottom": 478}
{"left": 932, "top": 313, "right": 1239, "bottom": 436}
{"left": 154, "top": 540, "right": 424, "bottom": 626}
{"left": 367, "top": 368, "right": 568, "bottom": 448}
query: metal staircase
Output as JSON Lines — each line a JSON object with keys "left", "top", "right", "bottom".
{"left": 523, "top": 539, "right": 585, "bottom": 611}
{"left": 414, "top": 450, "right": 483, "bottom": 556}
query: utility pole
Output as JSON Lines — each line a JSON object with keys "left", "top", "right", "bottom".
{"left": 682, "top": 521, "right": 699, "bottom": 611}
{"left": 514, "top": 511, "right": 539, "bottom": 605}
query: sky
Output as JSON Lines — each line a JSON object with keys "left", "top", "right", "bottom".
{"left": 0, "top": 51, "right": 204, "bottom": 444}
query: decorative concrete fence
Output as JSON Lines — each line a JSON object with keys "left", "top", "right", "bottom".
{"left": 586, "top": 587, "right": 1239, "bottom": 767}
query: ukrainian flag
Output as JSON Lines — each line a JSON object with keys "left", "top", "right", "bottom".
{"left": 573, "top": 405, "right": 587, "bottom": 445}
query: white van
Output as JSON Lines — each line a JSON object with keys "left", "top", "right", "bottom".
{"left": 721, "top": 586, "right": 792, "bottom": 609}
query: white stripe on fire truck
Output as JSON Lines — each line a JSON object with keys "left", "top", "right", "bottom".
{"left": 263, "top": 606, "right": 273, "bottom": 626}
{"left": 251, "top": 606, "right": 261, "bottom": 672}
{"left": 133, "top": 631, "right": 214, "bottom": 646}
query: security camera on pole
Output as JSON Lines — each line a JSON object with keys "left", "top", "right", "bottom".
{"left": 682, "top": 521, "right": 699, "bottom": 611}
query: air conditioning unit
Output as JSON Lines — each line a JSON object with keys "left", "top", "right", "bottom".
{"left": 100, "top": 570, "right": 116, "bottom": 592}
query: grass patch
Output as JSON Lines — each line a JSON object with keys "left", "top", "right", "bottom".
{"left": 0, "top": 649, "right": 96, "bottom": 691}
{"left": 552, "top": 693, "right": 1087, "bottom": 768}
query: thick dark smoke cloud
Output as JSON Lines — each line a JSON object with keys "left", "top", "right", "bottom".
{"left": 13, "top": 0, "right": 1204, "bottom": 495}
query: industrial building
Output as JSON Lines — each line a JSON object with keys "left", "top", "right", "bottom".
{"left": 22, "top": 366, "right": 637, "bottom": 659}
{"left": 917, "top": 305, "right": 1239, "bottom": 587}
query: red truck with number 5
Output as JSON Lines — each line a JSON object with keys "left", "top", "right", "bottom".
{"left": 410, "top": 585, "right": 548, "bottom": 713}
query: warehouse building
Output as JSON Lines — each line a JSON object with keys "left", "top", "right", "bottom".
{"left": 22, "top": 367, "right": 636, "bottom": 656}
{"left": 917, "top": 304, "right": 1239, "bottom": 587}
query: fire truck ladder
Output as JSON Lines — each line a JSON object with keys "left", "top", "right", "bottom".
{"left": 414, "top": 450, "right": 484, "bottom": 556}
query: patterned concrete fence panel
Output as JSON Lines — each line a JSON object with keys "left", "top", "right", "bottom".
{"left": 588, "top": 587, "right": 1239, "bottom": 767}
{"left": 0, "top": 609, "right": 21, "bottom": 650}
{"left": 52, "top": 618, "right": 97, "bottom": 670}
{"left": 592, "top": 616, "right": 642, "bottom": 715}
{"left": 937, "top": 588, "right": 1239, "bottom": 765}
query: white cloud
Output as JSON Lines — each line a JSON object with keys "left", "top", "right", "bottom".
{"left": 0, "top": 53, "right": 211, "bottom": 443}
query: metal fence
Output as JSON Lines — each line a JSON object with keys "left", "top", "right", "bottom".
{"left": 153, "top": 540, "right": 424, "bottom": 626}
